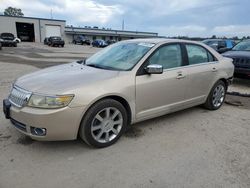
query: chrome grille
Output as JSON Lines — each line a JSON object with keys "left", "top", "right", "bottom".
{"left": 233, "top": 58, "right": 250, "bottom": 68}
{"left": 9, "top": 86, "right": 32, "bottom": 108}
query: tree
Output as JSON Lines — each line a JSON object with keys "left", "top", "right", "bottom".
{"left": 211, "top": 35, "right": 217, "bottom": 39}
{"left": 4, "top": 7, "right": 24, "bottom": 17}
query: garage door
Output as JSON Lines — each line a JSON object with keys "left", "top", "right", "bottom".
{"left": 45, "top": 25, "right": 61, "bottom": 37}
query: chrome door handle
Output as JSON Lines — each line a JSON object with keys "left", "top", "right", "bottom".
{"left": 176, "top": 72, "right": 185, "bottom": 79}
{"left": 212, "top": 67, "right": 218, "bottom": 72}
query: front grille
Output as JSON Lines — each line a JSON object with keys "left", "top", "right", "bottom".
{"left": 233, "top": 58, "right": 250, "bottom": 68}
{"left": 9, "top": 86, "right": 32, "bottom": 108}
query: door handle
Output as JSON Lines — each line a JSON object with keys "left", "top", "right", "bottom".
{"left": 212, "top": 67, "right": 218, "bottom": 72}
{"left": 176, "top": 72, "right": 185, "bottom": 79}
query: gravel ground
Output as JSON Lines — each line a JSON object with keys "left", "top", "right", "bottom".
{"left": 0, "top": 43, "right": 250, "bottom": 188}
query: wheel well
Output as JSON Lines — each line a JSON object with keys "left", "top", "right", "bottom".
{"left": 219, "top": 78, "right": 228, "bottom": 90}
{"left": 103, "top": 96, "right": 132, "bottom": 125}
{"left": 83, "top": 96, "right": 132, "bottom": 125}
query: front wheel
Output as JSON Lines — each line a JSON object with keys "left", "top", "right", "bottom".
{"left": 79, "top": 99, "right": 128, "bottom": 148}
{"left": 204, "top": 80, "right": 226, "bottom": 110}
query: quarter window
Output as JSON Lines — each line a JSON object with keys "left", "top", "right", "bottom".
{"left": 186, "top": 44, "right": 215, "bottom": 65}
{"left": 148, "top": 44, "right": 182, "bottom": 69}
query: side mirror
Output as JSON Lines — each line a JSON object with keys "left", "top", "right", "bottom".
{"left": 145, "top": 64, "right": 163, "bottom": 74}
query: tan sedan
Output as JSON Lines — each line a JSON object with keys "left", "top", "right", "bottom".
{"left": 3, "top": 39, "right": 234, "bottom": 147}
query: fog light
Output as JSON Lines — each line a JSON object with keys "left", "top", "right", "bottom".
{"left": 31, "top": 127, "right": 46, "bottom": 136}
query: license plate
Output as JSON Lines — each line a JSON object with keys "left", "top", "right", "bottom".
{"left": 3, "top": 99, "right": 11, "bottom": 119}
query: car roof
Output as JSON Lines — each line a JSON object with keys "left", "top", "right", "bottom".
{"left": 122, "top": 38, "right": 205, "bottom": 45}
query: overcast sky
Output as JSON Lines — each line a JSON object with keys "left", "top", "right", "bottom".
{"left": 1, "top": 0, "right": 250, "bottom": 37}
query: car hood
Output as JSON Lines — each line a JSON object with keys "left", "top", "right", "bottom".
{"left": 15, "top": 62, "right": 120, "bottom": 94}
{"left": 222, "top": 50, "right": 250, "bottom": 58}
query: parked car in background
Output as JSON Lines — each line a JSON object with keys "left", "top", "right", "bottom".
{"left": 3, "top": 39, "right": 234, "bottom": 148}
{"left": 0, "top": 33, "right": 17, "bottom": 47}
{"left": 222, "top": 40, "right": 250, "bottom": 78}
{"left": 106, "top": 39, "right": 116, "bottom": 45}
{"left": 73, "top": 35, "right": 90, "bottom": 45}
{"left": 48, "top": 36, "right": 65, "bottom": 47}
{"left": 92, "top": 39, "right": 108, "bottom": 47}
{"left": 202, "top": 39, "right": 235, "bottom": 53}
{"left": 14, "top": 37, "right": 21, "bottom": 43}
{"left": 0, "top": 39, "right": 2, "bottom": 50}
{"left": 44, "top": 37, "right": 49, "bottom": 45}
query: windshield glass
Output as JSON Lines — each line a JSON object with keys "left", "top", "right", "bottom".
{"left": 52, "top": 37, "right": 61, "bottom": 40}
{"left": 232, "top": 41, "right": 250, "bottom": 51}
{"left": 85, "top": 42, "right": 155, "bottom": 71}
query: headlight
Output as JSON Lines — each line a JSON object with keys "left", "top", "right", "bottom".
{"left": 27, "top": 94, "right": 74, "bottom": 109}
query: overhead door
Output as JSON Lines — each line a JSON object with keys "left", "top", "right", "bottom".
{"left": 45, "top": 25, "right": 61, "bottom": 37}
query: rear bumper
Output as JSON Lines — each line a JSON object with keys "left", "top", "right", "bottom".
{"left": 227, "top": 77, "right": 234, "bottom": 85}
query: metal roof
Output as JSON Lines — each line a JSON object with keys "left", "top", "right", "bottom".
{"left": 0, "top": 15, "right": 66, "bottom": 22}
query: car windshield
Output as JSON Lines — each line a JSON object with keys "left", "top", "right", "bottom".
{"left": 52, "top": 37, "right": 61, "bottom": 40}
{"left": 1, "top": 33, "right": 14, "bottom": 38}
{"left": 232, "top": 41, "right": 250, "bottom": 51}
{"left": 85, "top": 42, "right": 155, "bottom": 71}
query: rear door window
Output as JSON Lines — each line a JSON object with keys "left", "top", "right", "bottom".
{"left": 186, "top": 44, "right": 215, "bottom": 65}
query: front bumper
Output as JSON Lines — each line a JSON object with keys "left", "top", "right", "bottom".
{"left": 235, "top": 67, "right": 250, "bottom": 77}
{"left": 52, "top": 41, "right": 64, "bottom": 45}
{"left": 3, "top": 99, "right": 85, "bottom": 141}
{"left": 1, "top": 40, "right": 16, "bottom": 45}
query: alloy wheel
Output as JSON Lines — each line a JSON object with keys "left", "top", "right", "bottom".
{"left": 212, "top": 84, "right": 225, "bottom": 108}
{"left": 91, "top": 107, "right": 123, "bottom": 143}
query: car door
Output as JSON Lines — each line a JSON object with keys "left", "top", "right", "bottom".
{"left": 135, "top": 43, "right": 189, "bottom": 121}
{"left": 183, "top": 44, "right": 219, "bottom": 104}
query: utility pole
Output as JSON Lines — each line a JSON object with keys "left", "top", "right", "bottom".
{"left": 122, "top": 19, "right": 124, "bottom": 30}
{"left": 50, "top": 9, "right": 53, "bottom": 19}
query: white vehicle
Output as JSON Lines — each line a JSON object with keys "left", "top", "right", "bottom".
{"left": 14, "top": 37, "right": 21, "bottom": 43}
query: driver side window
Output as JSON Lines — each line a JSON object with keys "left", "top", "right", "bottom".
{"left": 148, "top": 44, "right": 182, "bottom": 69}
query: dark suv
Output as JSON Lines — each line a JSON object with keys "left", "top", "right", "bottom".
{"left": 222, "top": 40, "right": 250, "bottom": 78}
{"left": 202, "top": 39, "right": 235, "bottom": 53}
{"left": 0, "top": 33, "right": 17, "bottom": 47}
{"left": 73, "top": 35, "right": 90, "bottom": 45}
{"left": 48, "top": 36, "right": 65, "bottom": 47}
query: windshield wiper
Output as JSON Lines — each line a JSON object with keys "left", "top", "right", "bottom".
{"left": 86, "top": 64, "right": 121, "bottom": 71}
{"left": 76, "top": 59, "right": 86, "bottom": 64}
{"left": 86, "top": 64, "right": 106, "bottom": 69}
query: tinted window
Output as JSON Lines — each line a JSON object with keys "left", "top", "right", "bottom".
{"left": 186, "top": 44, "right": 214, "bottom": 65}
{"left": 232, "top": 40, "right": 250, "bottom": 51}
{"left": 148, "top": 44, "right": 182, "bottom": 69}
{"left": 218, "top": 41, "right": 226, "bottom": 48}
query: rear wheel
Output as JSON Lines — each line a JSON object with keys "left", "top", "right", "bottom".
{"left": 79, "top": 99, "right": 128, "bottom": 148}
{"left": 204, "top": 80, "right": 226, "bottom": 110}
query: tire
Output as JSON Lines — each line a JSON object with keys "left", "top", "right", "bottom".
{"left": 79, "top": 99, "right": 128, "bottom": 148}
{"left": 62, "top": 44, "right": 64, "bottom": 47}
{"left": 204, "top": 80, "right": 226, "bottom": 110}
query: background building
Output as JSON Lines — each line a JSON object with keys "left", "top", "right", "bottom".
{"left": 0, "top": 15, "right": 65, "bottom": 42}
{"left": 65, "top": 26, "right": 158, "bottom": 42}
{"left": 0, "top": 15, "right": 158, "bottom": 43}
